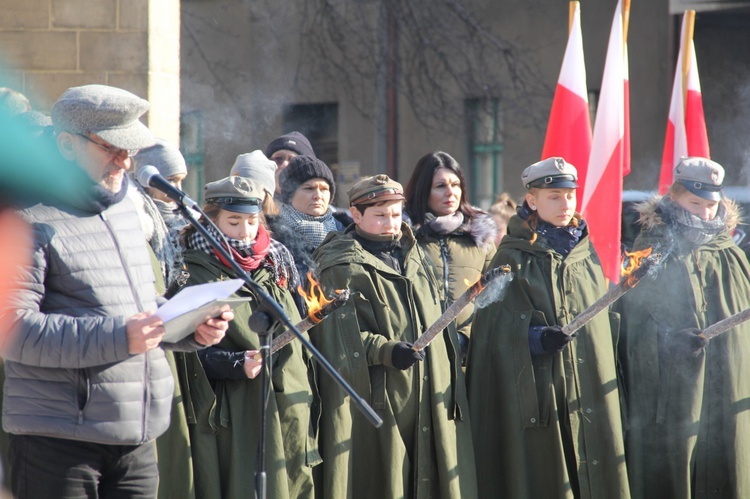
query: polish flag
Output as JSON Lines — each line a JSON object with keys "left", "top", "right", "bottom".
{"left": 541, "top": 1, "right": 592, "bottom": 211}
{"left": 581, "top": 0, "right": 630, "bottom": 283}
{"left": 659, "top": 11, "right": 710, "bottom": 194}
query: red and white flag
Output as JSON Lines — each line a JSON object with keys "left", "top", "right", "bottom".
{"left": 581, "top": 0, "right": 630, "bottom": 283}
{"left": 659, "top": 11, "right": 709, "bottom": 194}
{"left": 541, "top": 1, "right": 592, "bottom": 211}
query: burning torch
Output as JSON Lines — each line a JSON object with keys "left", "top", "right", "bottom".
{"left": 561, "top": 247, "right": 663, "bottom": 336}
{"left": 412, "top": 265, "right": 513, "bottom": 352}
{"left": 271, "top": 273, "right": 351, "bottom": 354}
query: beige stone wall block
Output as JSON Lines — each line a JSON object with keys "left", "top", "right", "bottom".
{"left": 146, "top": 71, "right": 180, "bottom": 144}
{"left": 24, "top": 72, "right": 107, "bottom": 111}
{"left": 0, "top": 0, "right": 50, "bottom": 29}
{"left": 105, "top": 72, "right": 148, "bottom": 100}
{"left": 51, "top": 0, "right": 116, "bottom": 29}
{"left": 0, "top": 32, "right": 77, "bottom": 70}
{"left": 80, "top": 32, "right": 148, "bottom": 72}
{"left": 119, "top": 0, "right": 148, "bottom": 31}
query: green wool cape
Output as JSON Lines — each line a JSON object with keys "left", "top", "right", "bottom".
{"left": 180, "top": 249, "right": 320, "bottom": 499}
{"left": 466, "top": 214, "right": 630, "bottom": 499}
{"left": 310, "top": 224, "right": 478, "bottom": 499}
{"left": 616, "top": 198, "right": 750, "bottom": 499}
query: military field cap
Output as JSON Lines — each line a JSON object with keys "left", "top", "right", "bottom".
{"left": 230, "top": 150, "right": 277, "bottom": 196}
{"left": 521, "top": 157, "right": 578, "bottom": 190}
{"left": 347, "top": 174, "right": 405, "bottom": 207}
{"left": 674, "top": 156, "right": 724, "bottom": 201}
{"left": 204, "top": 176, "right": 263, "bottom": 214}
{"left": 51, "top": 84, "right": 155, "bottom": 150}
{"left": 133, "top": 138, "right": 187, "bottom": 179}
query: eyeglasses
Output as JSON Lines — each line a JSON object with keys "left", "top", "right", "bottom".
{"left": 75, "top": 133, "right": 139, "bottom": 158}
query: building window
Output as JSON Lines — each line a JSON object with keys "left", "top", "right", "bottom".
{"left": 282, "top": 103, "right": 340, "bottom": 203}
{"left": 466, "top": 98, "right": 503, "bottom": 209}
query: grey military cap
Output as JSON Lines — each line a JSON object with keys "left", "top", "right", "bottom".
{"left": 204, "top": 176, "right": 263, "bottom": 214}
{"left": 521, "top": 157, "right": 579, "bottom": 190}
{"left": 674, "top": 157, "right": 724, "bottom": 201}
{"left": 51, "top": 84, "right": 155, "bottom": 150}
{"left": 230, "top": 150, "right": 277, "bottom": 197}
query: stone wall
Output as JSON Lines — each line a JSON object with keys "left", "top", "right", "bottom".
{"left": 0, "top": 0, "right": 180, "bottom": 143}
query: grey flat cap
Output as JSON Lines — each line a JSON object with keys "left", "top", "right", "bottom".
{"left": 134, "top": 138, "right": 188, "bottom": 179}
{"left": 204, "top": 176, "right": 263, "bottom": 214}
{"left": 51, "top": 84, "right": 155, "bottom": 150}
{"left": 674, "top": 156, "right": 724, "bottom": 201}
{"left": 230, "top": 150, "right": 277, "bottom": 196}
{"left": 521, "top": 157, "right": 578, "bottom": 190}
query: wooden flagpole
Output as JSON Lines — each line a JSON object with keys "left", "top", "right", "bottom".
{"left": 682, "top": 10, "right": 696, "bottom": 109}
{"left": 569, "top": 1, "right": 579, "bottom": 35}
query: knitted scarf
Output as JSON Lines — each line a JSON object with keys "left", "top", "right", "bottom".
{"left": 657, "top": 197, "right": 727, "bottom": 248}
{"left": 187, "top": 221, "right": 299, "bottom": 290}
{"left": 279, "top": 203, "right": 339, "bottom": 249}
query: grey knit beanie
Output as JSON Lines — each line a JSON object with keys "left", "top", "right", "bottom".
{"left": 133, "top": 138, "right": 188, "bottom": 179}
{"left": 279, "top": 155, "right": 335, "bottom": 204}
{"left": 230, "top": 150, "right": 277, "bottom": 196}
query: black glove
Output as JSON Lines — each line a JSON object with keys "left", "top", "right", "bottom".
{"left": 391, "top": 342, "right": 425, "bottom": 370}
{"left": 664, "top": 328, "right": 708, "bottom": 357}
{"left": 540, "top": 325, "right": 575, "bottom": 354}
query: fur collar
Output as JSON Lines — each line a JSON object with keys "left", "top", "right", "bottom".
{"left": 415, "top": 210, "right": 498, "bottom": 250}
{"left": 636, "top": 196, "right": 741, "bottom": 232}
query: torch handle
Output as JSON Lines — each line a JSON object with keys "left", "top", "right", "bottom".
{"left": 701, "top": 307, "right": 750, "bottom": 340}
{"left": 561, "top": 285, "right": 628, "bottom": 336}
{"left": 412, "top": 265, "right": 511, "bottom": 352}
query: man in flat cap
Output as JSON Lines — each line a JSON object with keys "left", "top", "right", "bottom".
{"left": 2, "top": 84, "right": 231, "bottom": 499}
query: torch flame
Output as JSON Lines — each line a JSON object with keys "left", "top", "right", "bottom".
{"left": 622, "top": 247, "right": 653, "bottom": 285}
{"left": 298, "top": 272, "right": 335, "bottom": 323}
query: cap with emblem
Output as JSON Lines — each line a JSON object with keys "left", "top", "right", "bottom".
{"left": 674, "top": 156, "right": 724, "bottom": 201}
{"left": 521, "top": 157, "right": 578, "bottom": 190}
{"left": 51, "top": 84, "right": 155, "bottom": 150}
{"left": 204, "top": 176, "right": 263, "bottom": 214}
{"left": 347, "top": 174, "right": 405, "bottom": 207}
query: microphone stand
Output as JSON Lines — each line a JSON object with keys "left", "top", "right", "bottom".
{"left": 175, "top": 202, "right": 383, "bottom": 499}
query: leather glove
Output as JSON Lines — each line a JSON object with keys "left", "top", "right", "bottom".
{"left": 664, "top": 328, "right": 708, "bottom": 357}
{"left": 541, "top": 325, "right": 575, "bottom": 353}
{"left": 529, "top": 325, "right": 576, "bottom": 355}
{"left": 391, "top": 342, "right": 425, "bottom": 370}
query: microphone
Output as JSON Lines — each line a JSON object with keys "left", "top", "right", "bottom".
{"left": 136, "top": 165, "right": 199, "bottom": 210}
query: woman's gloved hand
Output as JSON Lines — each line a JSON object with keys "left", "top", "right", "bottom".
{"left": 391, "top": 342, "right": 426, "bottom": 370}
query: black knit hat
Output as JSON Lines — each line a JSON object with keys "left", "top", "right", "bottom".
{"left": 265, "top": 131, "right": 316, "bottom": 159}
{"left": 279, "top": 155, "right": 336, "bottom": 204}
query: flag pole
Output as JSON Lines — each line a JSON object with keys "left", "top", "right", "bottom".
{"left": 622, "top": 0, "right": 631, "bottom": 43}
{"left": 682, "top": 10, "right": 695, "bottom": 109}
{"left": 569, "top": 1, "right": 579, "bottom": 35}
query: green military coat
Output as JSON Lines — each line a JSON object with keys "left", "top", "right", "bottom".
{"left": 311, "top": 224, "right": 477, "bottom": 499}
{"left": 617, "top": 198, "right": 750, "bottom": 498}
{"left": 413, "top": 212, "right": 496, "bottom": 340}
{"left": 181, "top": 249, "right": 320, "bottom": 499}
{"left": 466, "top": 214, "right": 630, "bottom": 498}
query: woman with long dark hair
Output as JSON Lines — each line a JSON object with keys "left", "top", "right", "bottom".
{"left": 404, "top": 151, "right": 497, "bottom": 362}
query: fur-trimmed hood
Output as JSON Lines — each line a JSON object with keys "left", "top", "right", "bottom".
{"left": 413, "top": 210, "right": 498, "bottom": 251}
{"left": 636, "top": 195, "right": 741, "bottom": 232}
